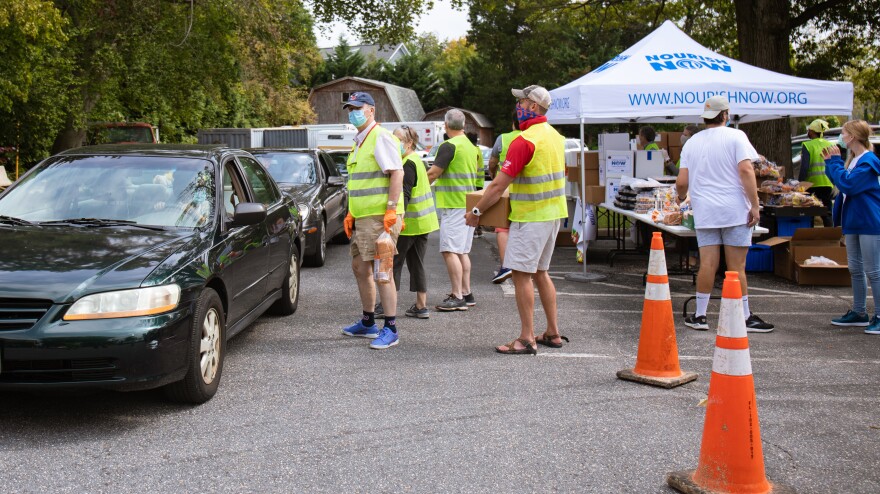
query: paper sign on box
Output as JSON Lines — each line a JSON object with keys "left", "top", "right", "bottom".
{"left": 605, "top": 151, "right": 634, "bottom": 179}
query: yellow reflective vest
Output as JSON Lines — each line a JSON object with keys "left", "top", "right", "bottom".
{"left": 509, "top": 122, "right": 567, "bottom": 223}
{"left": 346, "top": 125, "right": 405, "bottom": 218}
{"left": 401, "top": 152, "right": 439, "bottom": 236}
{"left": 802, "top": 138, "right": 833, "bottom": 188}
{"left": 433, "top": 134, "right": 478, "bottom": 209}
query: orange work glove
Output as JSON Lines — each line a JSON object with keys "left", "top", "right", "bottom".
{"left": 401, "top": 219, "right": 407, "bottom": 232}
{"left": 383, "top": 209, "right": 398, "bottom": 233}
{"left": 344, "top": 212, "right": 354, "bottom": 238}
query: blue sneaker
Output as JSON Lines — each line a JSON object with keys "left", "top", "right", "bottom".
{"left": 342, "top": 320, "right": 380, "bottom": 338}
{"left": 369, "top": 327, "right": 399, "bottom": 349}
{"left": 493, "top": 267, "right": 512, "bottom": 284}
{"left": 832, "top": 310, "right": 870, "bottom": 327}
{"left": 865, "top": 316, "right": 880, "bottom": 335}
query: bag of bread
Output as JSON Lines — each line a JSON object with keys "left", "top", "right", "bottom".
{"left": 373, "top": 232, "right": 395, "bottom": 284}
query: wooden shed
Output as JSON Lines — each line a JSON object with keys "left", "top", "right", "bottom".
{"left": 422, "top": 107, "right": 494, "bottom": 147}
{"left": 309, "top": 77, "right": 425, "bottom": 125}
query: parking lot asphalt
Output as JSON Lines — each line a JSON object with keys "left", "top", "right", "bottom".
{"left": 1, "top": 230, "right": 879, "bottom": 493}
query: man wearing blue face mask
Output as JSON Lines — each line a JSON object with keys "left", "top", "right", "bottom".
{"left": 340, "top": 92, "right": 405, "bottom": 350}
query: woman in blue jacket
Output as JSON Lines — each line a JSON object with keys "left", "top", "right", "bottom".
{"left": 822, "top": 120, "right": 880, "bottom": 334}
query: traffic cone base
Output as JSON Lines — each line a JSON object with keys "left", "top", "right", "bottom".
{"left": 667, "top": 470, "right": 797, "bottom": 494}
{"left": 616, "top": 368, "right": 698, "bottom": 389}
{"left": 618, "top": 232, "right": 697, "bottom": 388}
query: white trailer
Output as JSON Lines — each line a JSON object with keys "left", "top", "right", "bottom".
{"left": 380, "top": 121, "right": 446, "bottom": 151}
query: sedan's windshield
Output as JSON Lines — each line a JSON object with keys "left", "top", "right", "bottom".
{"left": 0, "top": 155, "right": 215, "bottom": 228}
{"left": 255, "top": 153, "right": 317, "bottom": 184}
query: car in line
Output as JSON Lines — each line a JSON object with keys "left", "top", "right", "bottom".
{"left": 249, "top": 148, "right": 348, "bottom": 267}
{"left": 0, "top": 144, "right": 303, "bottom": 404}
{"left": 324, "top": 149, "right": 349, "bottom": 179}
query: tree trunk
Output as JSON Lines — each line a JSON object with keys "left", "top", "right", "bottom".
{"left": 51, "top": 123, "right": 86, "bottom": 155}
{"left": 734, "top": 0, "right": 794, "bottom": 176}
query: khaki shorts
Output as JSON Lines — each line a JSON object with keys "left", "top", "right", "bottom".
{"left": 505, "top": 219, "right": 561, "bottom": 273}
{"left": 350, "top": 214, "right": 402, "bottom": 261}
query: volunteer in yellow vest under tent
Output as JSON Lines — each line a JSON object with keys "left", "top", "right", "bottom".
{"left": 799, "top": 118, "right": 835, "bottom": 226}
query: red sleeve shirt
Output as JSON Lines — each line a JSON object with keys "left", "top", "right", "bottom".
{"left": 499, "top": 115, "right": 546, "bottom": 178}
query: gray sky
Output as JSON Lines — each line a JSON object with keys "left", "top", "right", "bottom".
{"left": 314, "top": 3, "right": 470, "bottom": 48}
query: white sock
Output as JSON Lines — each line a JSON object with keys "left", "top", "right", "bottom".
{"left": 742, "top": 296, "right": 750, "bottom": 319}
{"left": 695, "top": 292, "right": 710, "bottom": 317}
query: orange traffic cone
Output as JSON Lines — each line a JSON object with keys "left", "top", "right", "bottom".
{"left": 667, "top": 271, "right": 795, "bottom": 494}
{"left": 617, "top": 232, "right": 697, "bottom": 388}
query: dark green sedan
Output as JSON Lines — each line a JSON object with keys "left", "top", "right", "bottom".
{"left": 0, "top": 145, "right": 304, "bottom": 404}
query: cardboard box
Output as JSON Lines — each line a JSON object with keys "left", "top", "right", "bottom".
{"left": 605, "top": 177, "right": 622, "bottom": 205}
{"left": 598, "top": 133, "right": 629, "bottom": 155}
{"left": 759, "top": 227, "right": 850, "bottom": 286}
{"left": 598, "top": 157, "right": 606, "bottom": 185}
{"left": 582, "top": 185, "right": 606, "bottom": 205}
{"left": 556, "top": 230, "right": 575, "bottom": 246}
{"left": 604, "top": 151, "right": 634, "bottom": 179}
{"left": 465, "top": 189, "right": 511, "bottom": 228}
{"left": 566, "top": 151, "right": 599, "bottom": 185}
{"left": 663, "top": 132, "right": 683, "bottom": 149}
{"left": 667, "top": 145, "right": 682, "bottom": 164}
{"left": 634, "top": 149, "right": 665, "bottom": 178}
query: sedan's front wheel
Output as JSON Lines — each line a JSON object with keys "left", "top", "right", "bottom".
{"left": 164, "top": 288, "right": 225, "bottom": 404}
{"left": 269, "top": 245, "right": 300, "bottom": 315}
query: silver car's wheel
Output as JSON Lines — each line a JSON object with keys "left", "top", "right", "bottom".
{"left": 269, "top": 246, "right": 300, "bottom": 315}
{"left": 200, "top": 307, "right": 222, "bottom": 385}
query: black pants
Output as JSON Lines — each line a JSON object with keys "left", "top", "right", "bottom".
{"left": 809, "top": 187, "right": 834, "bottom": 227}
{"left": 393, "top": 233, "right": 428, "bottom": 293}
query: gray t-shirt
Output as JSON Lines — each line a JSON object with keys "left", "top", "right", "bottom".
{"left": 490, "top": 135, "right": 503, "bottom": 159}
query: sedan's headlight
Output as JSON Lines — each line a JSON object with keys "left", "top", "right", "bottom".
{"left": 297, "top": 203, "right": 310, "bottom": 221}
{"left": 64, "top": 285, "right": 181, "bottom": 320}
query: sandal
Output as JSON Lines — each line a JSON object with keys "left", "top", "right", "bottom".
{"left": 535, "top": 332, "right": 569, "bottom": 348}
{"left": 495, "top": 338, "right": 537, "bottom": 355}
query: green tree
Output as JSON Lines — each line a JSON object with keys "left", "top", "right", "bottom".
{"left": 312, "top": 37, "right": 367, "bottom": 85}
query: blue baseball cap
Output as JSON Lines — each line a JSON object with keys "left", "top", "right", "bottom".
{"left": 342, "top": 92, "right": 375, "bottom": 108}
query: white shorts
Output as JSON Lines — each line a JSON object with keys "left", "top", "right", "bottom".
{"left": 505, "top": 219, "right": 561, "bottom": 273}
{"left": 438, "top": 208, "right": 474, "bottom": 254}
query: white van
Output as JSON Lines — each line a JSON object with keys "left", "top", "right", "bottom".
{"left": 381, "top": 121, "right": 446, "bottom": 151}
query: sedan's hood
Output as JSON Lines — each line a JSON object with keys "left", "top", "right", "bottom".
{"left": 278, "top": 183, "right": 319, "bottom": 201}
{"left": 0, "top": 226, "right": 199, "bottom": 302}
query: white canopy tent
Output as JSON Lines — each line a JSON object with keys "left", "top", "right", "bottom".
{"left": 546, "top": 20, "right": 853, "bottom": 125}
{"left": 548, "top": 21, "right": 853, "bottom": 282}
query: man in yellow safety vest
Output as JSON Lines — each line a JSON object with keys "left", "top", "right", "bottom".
{"left": 340, "top": 92, "right": 405, "bottom": 350}
{"left": 466, "top": 85, "right": 569, "bottom": 355}
{"left": 427, "top": 109, "right": 479, "bottom": 312}
{"left": 799, "top": 119, "right": 834, "bottom": 226}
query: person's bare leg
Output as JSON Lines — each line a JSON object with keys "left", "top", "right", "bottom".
{"left": 416, "top": 291, "right": 427, "bottom": 309}
{"left": 376, "top": 276, "right": 397, "bottom": 317}
{"left": 497, "top": 230, "right": 509, "bottom": 264}
{"left": 533, "top": 270, "right": 560, "bottom": 340}
{"left": 460, "top": 253, "right": 472, "bottom": 295}
{"left": 696, "top": 245, "right": 721, "bottom": 294}
{"left": 352, "top": 257, "right": 376, "bottom": 312}
{"left": 723, "top": 244, "right": 749, "bottom": 295}
{"left": 497, "top": 270, "right": 536, "bottom": 351}
{"left": 441, "top": 252, "right": 463, "bottom": 298}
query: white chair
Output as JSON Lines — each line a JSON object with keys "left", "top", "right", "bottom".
{"left": 0, "top": 165, "right": 12, "bottom": 188}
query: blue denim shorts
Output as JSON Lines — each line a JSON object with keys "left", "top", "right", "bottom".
{"left": 695, "top": 224, "right": 752, "bottom": 247}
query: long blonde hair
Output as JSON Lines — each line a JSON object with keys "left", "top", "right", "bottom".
{"left": 393, "top": 126, "right": 419, "bottom": 155}
{"left": 843, "top": 119, "right": 874, "bottom": 168}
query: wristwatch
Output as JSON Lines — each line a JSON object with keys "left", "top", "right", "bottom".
{"left": 471, "top": 207, "right": 482, "bottom": 217}
{"left": 387, "top": 200, "right": 397, "bottom": 209}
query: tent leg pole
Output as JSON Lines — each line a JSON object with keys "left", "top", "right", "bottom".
{"left": 567, "top": 118, "right": 606, "bottom": 283}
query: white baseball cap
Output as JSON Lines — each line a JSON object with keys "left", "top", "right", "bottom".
{"left": 512, "top": 85, "right": 552, "bottom": 110}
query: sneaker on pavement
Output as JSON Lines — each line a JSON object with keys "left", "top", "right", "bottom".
{"left": 865, "top": 316, "right": 880, "bottom": 335}
{"left": 684, "top": 314, "right": 709, "bottom": 331}
{"left": 745, "top": 313, "right": 774, "bottom": 333}
{"left": 832, "top": 310, "right": 870, "bottom": 327}
{"left": 493, "top": 267, "right": 512, "bottom": 284}
{"left": 436, "top": 294, "right": 468, "bottom": 312}
{"left": 374, "top": 302, "right": 385, "bottom": 319}
{"left": 342, "top": 320, "right": 380, "bottom": 338}
{"left": 463, "top": 292, "right": 476, "bottom": 307}
{"left": 405, "top": 303, "right": 430, "bottom": 319}
{"left": 369, "top": 327, "right": 400, "bottom": 349}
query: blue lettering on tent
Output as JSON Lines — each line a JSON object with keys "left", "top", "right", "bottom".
{"left": 650, "top": 61, "right": 677, "bottom": 71}
{"left": 646, "top": 53, "right": 732, "bottom": 72}
{"left": 549, "top": 97, "right": 570, "bottom": 110}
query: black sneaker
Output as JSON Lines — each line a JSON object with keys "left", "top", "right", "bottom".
{"left": 436, "top": 294, "right": 467, "bottom": 311}
{"left": 745, "top": 313, "right": 774, "bottom": 333}
{"left": 405, "top": 303, "right": 430, "bottom": 319}
{"left": 463, "top": 292, "right": 476, "bottom": 307}
{"left": 374, "top": 302, "right": 385, "bottom": 319}
{"left": 684, "top": 314, "right": 709, "bottom": 331}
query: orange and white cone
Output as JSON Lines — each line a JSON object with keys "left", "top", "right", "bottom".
{"left": 667, "top": 271, "right": 795, "bottom": 494}
{"left": 617, "top": 232, "right": 697, "bottom": 388}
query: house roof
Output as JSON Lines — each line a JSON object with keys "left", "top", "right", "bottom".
{"left": 312, "top": 77, "right": 425, "bottom": 122}
{"left": 318, "top": 43, "right": 409, "bottom": 64}
{"left": 424, "top": 107, "right": 493, "bottom": 128}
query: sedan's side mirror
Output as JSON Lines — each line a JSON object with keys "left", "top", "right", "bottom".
{"left": 328, "top": 176, "right": 345, "bottom": 187}
{"left": 228, "top": 202, "right": 267, "bottom": 227}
